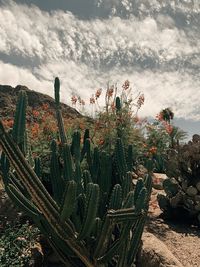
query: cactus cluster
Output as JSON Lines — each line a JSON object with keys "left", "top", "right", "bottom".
{"left": 0, "top": 78, "right": 152, "bottom": 267}
{"left": 158, "top": 135, "right": 200, "bottom": 224}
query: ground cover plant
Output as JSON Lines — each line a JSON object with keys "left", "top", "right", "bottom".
{"left": 0, "top": 221, "right": 39, "bottom": 267}
{"left": 0, "top": 78, "right": 153, "bottom": 267}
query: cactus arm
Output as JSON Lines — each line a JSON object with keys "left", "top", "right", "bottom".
{"left": 127, "top": 145, "right": 133, "bottom": 171}
{"left": 12, "top": 91, "right": 27, "bottom": 150}
{"left": 127, "top": 216, "right": 146, "bottom": 265}
{"left": 60, "top": 180, "right": 77, "bottom": 222}
{"left": 92, "top": 217, "right": 102, "bottom": 240}
{"left": 116, "top": 240, "right": 129, "bottom": 267}
{"left": 78, "top": 183, "right": 100, "bottom": 240}
{"left": 108, "top": 184, "right": 122, "bottom": 210}
{"left": 122, "top": 172, "right": 132, "bottom": 201}
{"left": 115, "top": 138, "right": 127, "bottom": 180}
{"left": 122, "top": 191, "right": 135, "bottom": 208}
{"left": 98, "top": 209, "right": 141, "bottom": 264}
{"left": 50, "top": 140, "right": 64, "bottom": 204}
{"left": 83, "top": 170, "right": 92, "bottom": 189}
{"left": 81, "top": 129, "right": 90, "bottom": 161}
{"left": 6, "top": 183, "right": 41, "bottom": 218}
{"left": 71, "top": 131, "right": 81, "bottom": 162}
{"left": 34, "top": 157, "right": 41, "bottom": 179}
{"left": 0, "top": 152, "right": 10, "bottom": 186}
{"left": 135, "top": 188, "right": 147, "bottom": 213}
{"left": 93, "top": 216, "right": 113, "bottom": 259}
{"left": 134, "top": 178, "right": 144, "bottom": 204}
{"left": 54, "top": 77, "right": 67, "bottom": 145}
{"left": 144, "top": 173, "right": 153, "bottom": 205}
{"left": 62, "top": 143, "right": 73, "bottom": 181}
{"left": 107, "top": 208, "right": 141, "bottom": 222}
{"left": 99, "top": 151, "right": 112, "bottom": 194}
{"left": 91, "top": 147, "right": 100, "bottom": 183}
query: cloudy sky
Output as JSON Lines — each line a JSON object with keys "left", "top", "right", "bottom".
{"left": 0, "top": 0, "right": 200, "bottom": 139}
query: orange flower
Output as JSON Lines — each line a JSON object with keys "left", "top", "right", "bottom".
{"left": 2, "top": 119, "right": 14, "bottom": 128}
{"left": 42, "top": 103, "right": 49, "bottom": 110}
{"left": 95, "top": 88, "right": 102, "bottom": 99}
{"left": 31, "top": 123, "right": 40, "bottom": 137}
{"left": 149, "top": 146, "right": 157, "bottom": 154}
{"left": 98, "top": 138, "right": 105, "bottom": 145}
{"left": 32, "top": 110, "right": 39, "bottom": 117}
{"left": 137, "top": 94, "right": 145, "bottom": 108}
{"left": 122, "top": 80, "right": 130, "bottom": 90}
{"left": 90, "top": 96, "right": 95, "bottom": 104}
{"left": 71, "top": 95, "right": 78, "bottom": 105}
{"left": 106, "top": 87, "right": 114, "bottom": 98}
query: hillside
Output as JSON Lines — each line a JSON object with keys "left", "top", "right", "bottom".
{"left": 0, "top": 84, "right": 83, "bottom": 120}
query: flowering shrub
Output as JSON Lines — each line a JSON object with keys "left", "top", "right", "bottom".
{"left": 71, "top": 80, "right": 145, "bottom": 154}
{"left": 1, "top": 85, "right": 187, "bottom": 173}
{"left": 142, "top": 108, "right": 187, "bottom": 172}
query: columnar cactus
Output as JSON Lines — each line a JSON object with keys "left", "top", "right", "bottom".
{"left": 0, "top": 78, "right": 153, "bottom": 266}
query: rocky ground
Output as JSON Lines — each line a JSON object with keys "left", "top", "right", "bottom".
{"left": 146, "top": 188, "right": 200, "bottom": 267}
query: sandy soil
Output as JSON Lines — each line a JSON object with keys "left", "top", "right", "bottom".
{"left": 147, "top": 189, "right": 200, "bottom": 267}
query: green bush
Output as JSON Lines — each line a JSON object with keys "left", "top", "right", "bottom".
{"left": 0, "top": 222, "right": 39, "bottom": 267}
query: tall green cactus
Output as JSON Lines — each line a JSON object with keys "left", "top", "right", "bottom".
{"left": 0, "top": 78, "right": 153, "bottom": 267}
{"left": 54, "top": 77, "right": 67, "bottom": 145}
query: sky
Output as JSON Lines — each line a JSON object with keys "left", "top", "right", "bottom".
{"left": 0, "top": 0, "right": 200, "bottom": 139}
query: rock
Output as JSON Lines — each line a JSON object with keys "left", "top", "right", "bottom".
{"left": 181, "top": 180, "right": 188, "bottom": 191}
{"left": 153, "top": 173, "right": 167, "bottom": 190}
{"left": 186, "top": 186, "right": 198, "bottom": 197}
{"left": 139, "top": 232, "right": 183, "bottom": 267}
{"left": 195, "top": 195, "right": 200, "bottom": 202}
{"left": 196, "top": 182, "right": 200, "bottom": 191}
{"left": 29, "top": 242, "right": 44, "bottom": 267}
{"left": 194, "top": 203, "right": 200, "bottom": 211}
{"left": 136, "top": 165, "right": 148, "bottom": 177}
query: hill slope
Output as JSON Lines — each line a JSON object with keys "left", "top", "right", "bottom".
{"left": 0, "top": 84, "right": 82, "bottom": 120}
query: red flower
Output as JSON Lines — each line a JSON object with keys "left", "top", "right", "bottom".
{"left": 71, "top": 95, "right": 78, "bottom": 105}
{"left": 122, "top": 80, "right": 130, "bottom": 90}
{"left": 95, "top": 88, "right": 102, "bottom": 99}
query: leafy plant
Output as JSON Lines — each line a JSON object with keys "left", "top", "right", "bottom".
{"left": 0, "top": 222, "right": 39, "bottom": 267}
{"left": 158, "top": 134, "right": 200, "bottom": 224}
{"left": 0, "top": 78, "right": 153, "bottom": 267}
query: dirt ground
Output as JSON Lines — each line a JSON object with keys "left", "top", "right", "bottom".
{"left": 147, "top": 189, "right": 200, "bottom": 267}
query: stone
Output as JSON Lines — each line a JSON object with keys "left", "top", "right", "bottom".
{"left": 196, "top": 182, "right": 200, "bottom": 191}
{"left": 139, "top": 232, "right": 183, "bottom": 267}
{"left": 152, "top": 173, "right": 167, "bottom": 190}
{"left": 186, "top": 186, "right": 198, "bottom": 197}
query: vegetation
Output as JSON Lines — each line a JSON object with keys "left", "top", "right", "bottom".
{"left": 0, "top": 76, "right": 194, "bottom": 267}
{"left": 0, "top": 222, "right": 39, "bottom": 267}
{"left": 0, "top": 78, "right": 153, "bottom": 267}
{"left": 158, "top": 134, "right": 200, "bottom": 224}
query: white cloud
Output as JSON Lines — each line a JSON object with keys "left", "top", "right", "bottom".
{"left": 1, "top": 60, "right": 199, "bottom": 121}
{"left": 0, "top": 1, "right": 199, "bottom": 121}
{"left": 0, "top": 1, "right": 199, "bottom": 65}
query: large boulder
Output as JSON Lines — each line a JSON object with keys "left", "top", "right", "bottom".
{"left": 139, "top": 232, "right": 183, "bottom": 267}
